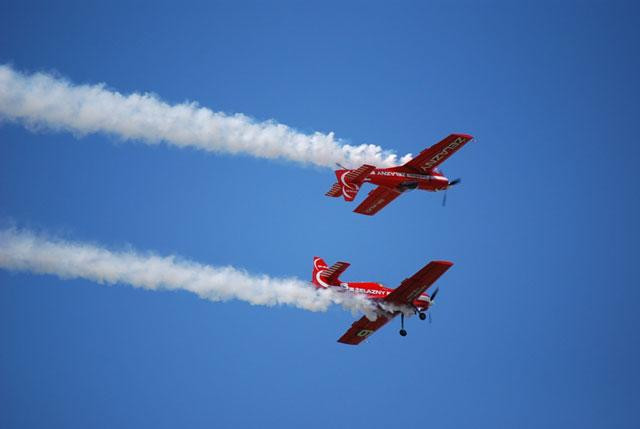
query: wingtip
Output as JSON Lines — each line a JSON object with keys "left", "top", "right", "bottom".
{"left": 432, "top": 260, "right": 454, "bottom": 267}
{"left": 353, "top": 208, "right": 375, "bottom": 216}
{"left": 452, "top": 133, "right": 474, "bottom": 140}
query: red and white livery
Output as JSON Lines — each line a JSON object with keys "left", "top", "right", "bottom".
{"left": 326, "top": 133, "right": 474, "bottom": 215}
{"left": 312, "top": 256, "right": 453, "bottom": 345}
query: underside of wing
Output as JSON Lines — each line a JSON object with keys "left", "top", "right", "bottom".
{"left": 404, "top": 134, "right": 473, "bottom": 173}
{"left": 353, "top": 186, "right": 402, "bottom": 216}
{"left": 337, "top": 314, "right": 393, "bottom": 345}
{"left": 385, "top": 261, "right": 453, "bottom": 305}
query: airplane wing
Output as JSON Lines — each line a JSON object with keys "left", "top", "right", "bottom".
{"left": 323, "top": 261, "right": 350, "bottom": 284}
{"left": 403, "top": 134, "right": 473, "bottom": 173}
{"left": 353, "top": 186, "right": 402, "bottom": 216}
{"left": 337, "top": 314, "right": 392, "bottom": 345}
{"left": 385, "top": 261, "right": 453, "bottom": 305}
{"left": 336, "top": 260, "right": 453, "bottom": 345}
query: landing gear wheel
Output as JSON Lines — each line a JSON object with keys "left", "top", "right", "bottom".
{"left": 399, "top": 313, "right": 407, "bottom": 337}
{"left": 419, "top": 312, "right": 427, "bottom": 321}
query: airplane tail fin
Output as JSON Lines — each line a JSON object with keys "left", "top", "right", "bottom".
{"left": 312, "top": 257, "right": 330, "bottom": 288}
{"left": 324, "top": 164, "right": 376, "bottom": 202}
{"left": 312, "top": 256, "right": 350, "bottom": 288}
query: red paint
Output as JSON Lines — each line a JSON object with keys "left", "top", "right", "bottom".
{"left": 325, "top": 133, "right": 474, "bottom": 215}
{"left": 312, "top": 256, "right": 453, "bottom": 345}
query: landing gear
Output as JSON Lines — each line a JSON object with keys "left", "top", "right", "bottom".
{"left": 418, "top": 312, "right": 427, "bottom": 321}
{"left": 399, "top": 313, "right": 408, "bottom": 337}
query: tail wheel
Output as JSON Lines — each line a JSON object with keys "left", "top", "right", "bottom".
{"left": 399, "top": 329, "right": 407, "bottom": 337}
{"left": 419, "top": 312, "right": 427, "bottom": 320}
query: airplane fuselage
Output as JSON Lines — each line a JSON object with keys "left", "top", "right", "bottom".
{"left": 363, "top": 167, "right": 450, "bottom": 192}
{"left": 337, "top": 281, "right": 431, "bottom": 311}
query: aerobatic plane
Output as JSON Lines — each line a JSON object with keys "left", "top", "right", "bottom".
{"left": 312, "top": 256, "right": 453, "bottom": 345}
{"left": 325, "top": 133, "right": 474, "bottom": 215}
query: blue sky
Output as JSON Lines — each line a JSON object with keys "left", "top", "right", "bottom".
{"left": 1, "top": 1, "right": 639, "bottom": 428}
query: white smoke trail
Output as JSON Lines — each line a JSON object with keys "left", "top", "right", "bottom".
{"left": 0, "top": 64, "right": 412, "bottom": 169}
{"left": 0, "top": 228, "right": 378, "bottom": 319}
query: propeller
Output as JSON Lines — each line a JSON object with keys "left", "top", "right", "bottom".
{"left": 428, "top": 287, "right": 440, "bottom": 324}
{"left": 442, "top": 178, "right": 461, "bottom": 207}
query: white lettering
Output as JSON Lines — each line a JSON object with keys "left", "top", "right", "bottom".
{"left": 421, "top": 136, "right": 466, "bottom": 171}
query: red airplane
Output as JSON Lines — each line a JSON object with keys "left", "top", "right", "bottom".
{"left": 312, "top": 256, "right": 453, "bottom": 345}
{"left": 325, "top": 133, "right": 474, "bottom": 215}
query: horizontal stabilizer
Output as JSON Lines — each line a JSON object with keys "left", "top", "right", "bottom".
{"left": 322, "top": 261, "right": 350, "bottom": 285}
{"left": 325, "top": 182, "right": 342, "bottom": 197}
{"left": 344, "top": 164, "right": 376, "bottom": 184}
